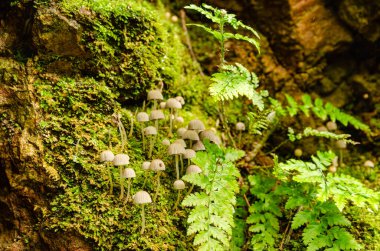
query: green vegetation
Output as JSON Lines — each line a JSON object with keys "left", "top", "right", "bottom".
{"left": 4, "top": 1, "right": 377, "bottom": 250}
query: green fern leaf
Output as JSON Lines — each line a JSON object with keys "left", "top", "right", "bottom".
{"left": 292, "top": 210, "right": 313, "bottom": 229}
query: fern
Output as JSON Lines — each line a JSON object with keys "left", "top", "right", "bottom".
{"left": 287, "top": 127, "right": 358, "bottom": 144}
{"left": 182, "top": 141, "right": 244, "bottom": 250}
{"left": 271, "top": 94, "right": 370, "bottom": 133}
{"left": 184, "top": 4, "right": 260, "bottom": 52}
{"left": 247, "top": 110, "right": 272, "bottom": 135}
{"left": 292, "top": 202, "right": 362, "bottom": 251}
{"left": 246, "top": 175, "right": 282, "bottom": 250}
{"left": 209, "top": 63, "right": 268, "bottom": 109}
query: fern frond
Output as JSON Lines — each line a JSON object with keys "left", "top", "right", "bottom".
{"left": 247, "top": 110, "right": 271, "bottom": 135}
{"left": 210, "top": 63, "right": 267, "bottom": 110}
{"left": 287, "top": 127, "right": 358, "bottom": 144}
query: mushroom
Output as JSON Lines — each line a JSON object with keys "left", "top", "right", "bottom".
{"left": 174, "top": 116, "right": 184, "bottom": 125}
{"left": 326, "top": 121, "right": 337, "bottom": 131}
{"left": 100, "top": 150, "right": 115, "bottom": 194}
{"left": 147, "top": 90, "right": 163, "bottom": 110}
{"left": 162, "top": 138, "right": 171, "bottom": 146}
{"left": 199, "top": 130, "right": 221, "bottom": 145}
{"left": 336, "top": 140, "right": 347, "bottom": 167}
{"left": 168, "top": 143, "right": 185, "bottom": 179}
{"left": 235, "top": 122, "right": 245, "bottom": 146}
{"left": 173, "top": 179, "right": 186, "bottom": 210}
{"left": 122, "top": 168, "right": 136, "bottom": 204}
{"left": 294, "top": 148, "right": 302, "bottom": 158}
{"left": 144, "top": 126, "right": 157, "bottom": 158}
{"left": 113, "top": 153, "right": 130, "bottom": 200}
{"left": 133, "top": 191, "right": 152, "bottom": 234}
{"left": 174, "top": 138, "right": 187, "bottom": 148}
{"left": 149, "top": 110, "right": 165, "bottom": 131}
{"left": 137, "top": 112, "right": 149, "bottom": 151}
{"left": 159, "top": 101, "right": 166, "bottom": 109}
{"left": 142, "top": 161, "right": 151, "bottom": 188}
{"left": 165, "top": 98, "right": 182, "bottom": 137}
{"left": 186, "top": 164, "right": 202, "bottom": 195}
{"left": 177, "top": 127, "right": 187, "bottom": 138}
{"left": 150, "top": 159, "right": 166, "bottom": 203}
{"left": 317, "top": 126, "right": 328, "bottom": 132}
{"left": 183, "top": 149, "right": 196, "bottom": 168}
{"left": 182, "top": 129, "right": 199, "bottom": 148}
{"left": 192, "top": 140, "right": 205, "bottom": 151}
{"left": 175, "top": 96, "right": 185, "bottom": 105}
{"left": 364, "top": 160, "right": 375, "bottom": 168}
{"left": 188, "top": 119, "right": 205, "bottom": 133}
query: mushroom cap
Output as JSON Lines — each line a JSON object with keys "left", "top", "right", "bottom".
{"left": 142, "top": 161, "right": 151, "bottom": 170}
{"left": 137, "top": 112, "right": 149, "bottom": 122}
{"left": 133, "top": 191, "right": 152, "bottom": 204}
{"left": 113, "top": 153, "right": 130, "bottom": 166}
{"left": 149, "top": 110, "right": 165, "bottom": 121}
{"left": 175, "top": 116, "right": 184, "bottom": 124}
{"left": 317, "top": 126, "right": 328, "bottom": 132}
{"left": 235, "top": 122, "right": 245, "bottom": 131}
{"left": 199, "top": 130, "right": 221, "bottom": 145}
{"left": 175, "top": 96, "right": 185, "bottom": 105}
{"left": 166, "top": 98, "right": 182, "bottom": 109}
{"left": 174, "top": 138, "right": 187, "bottom": 148}
{"left": 192, "top": 141, "right": 205, "bottom": 151}
{"left": 182, "top": 130, "right": 200, "bottom": 141}
{"left": 183, "top": 149, "right": 196, "bottom": 159}
{"left": 188, "top": 119, "right": 205, "bottom": 131}
{"left": 150, "top": 159, "right": 165, "bottom": 171}
{"left": 168, "top": 142, "right": 185, "bottom": 155}
{"left": 162, "top": 138, "right": 171, "bottom": 146}
{"left": 326, "top": 121, "right": 337, "bottom": 131}
{"left": 100, "top": 150, "right": 115, "bottom": 162}
{"left": 144, "top": 126, "right": 157, "bottom": 136}
{"left": 159, "top": 102, "right": 166, "bottom": 109}
{"left": 186, "top": 164, "right": 202, "bottom": 174}
{"left": 294, "top": 148, "right": 302, "bottom": 157}
{"left": 364, "top": 160, "right": 375, "bottom": 168}
{"left": 173, "top": 179, "right": 186, "bottom": 190}
{"left": 122, "top": 168, "right": 136, "bottom": 178}
{"left": 336, "top": 140, "right": 347, "bottom": 149}
{"left": 147, "top": 90, "right": 163, "bottom": 101}
{"left": 177, "top": 127, "right": 187, "bottom": 137}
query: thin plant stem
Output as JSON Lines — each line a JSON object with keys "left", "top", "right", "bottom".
{"left": 124, "top": 178, "right": 131, "bottom": 204}
{"left": 119, "top": 167, "right": 124, "bottom": 200}
{"left": 175, "top": 155, "right": 179, "bottom": 180}
{"left": 141, "top": 128, "right": 145, "bottom": 151}
{"left": 153, "top": 172, "right": 161, "bottom": 203}
{"left": 186, "top": 184, "right": 195, "bottom": 197}
{"left": 148, "top": 136, "right": 154, "bottom": 158}
{"left": 140, "top": 204, "right": 145, "bottom": 234}
{"left": 180, "top": 155, "right": 184, "bottom": 176}
{"left": 174, "top": 190, "right": 182, "bottom": 210}
{"left": 169, "top": 109, "right": 173, "bottom": 137}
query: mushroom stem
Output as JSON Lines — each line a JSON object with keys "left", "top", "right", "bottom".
{"left": 153, "top": 172, "right": 161, "bottom": 203}
{"left": 180, "top": 155, "right": 184, "bottom": 176}
{"left": 128, "top": 113, "right": 134, "bottom": 138}
{"left": 155, "top": 120, "right": 159, "bottom": 132}
{"left": 153, "top": 100, "right": 157, "bottom": 110}
{"left": 238, "top": 131, "right": 242, "bottom": 147}
{"left": 174, "top": 190, "right": 182, "bottom": 210}
{"left": 186, "top": 184, "right": 195, "bottom": 197}
{"left": 119, "top": 167, "right": 124, "bottom": 200}
{"left": 107, "top": 162, "right": 113, "bottom": 195}
{"left": 189, "top": 140, "right": 192, "bottom": 148}
{"left": 148, "top": 136, "right": 154, "bottom": 158}
{"left": 140, "top": 204, "right": 146, "bottom": 234}
{"left": 124, "top": 178, "right": 132, "bottom": 204}
{"left": 142, "top": 172, "right": 147, "bottom": 188}
{"left": 339, "top": 149, "right": 344, "bottom": 167}
{"left": 175, "top": 155, "right": 179, "bottom": 180}
{"left": 141, "top": 128, "right": 146, "bottom": 151}
{"left": 169, "top": 108, "right": 173, "bottom": 137}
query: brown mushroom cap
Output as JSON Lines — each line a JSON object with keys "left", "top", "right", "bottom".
{"left": 317, "top": 126, "right": 328, "bottom": 132}
{"left": 166, "top": 98, "right": 182, "bottom": 109}
{"left": 168, "top": 143, "right": 185, "bottom": 155}
{"left": 326, "top": 121, "right": 337, "bottom": 131}
{"left": 137, "top": 112, "right": 149, "bottom": 122}
{"left": 144, "top": 126, "right": 157, "bottom": 136}
{"left": 173, "top": 179, "right": 186, "bottom": 190}
{"left": 174, "top": 139, "right": 187, "bottom": 148}
{"left": 133, "top": 191, "right": 152, "bottom": 204}
{"left": 235, "top": 122, "right": 245, "bottom": 131}
{"left": 188, "top": 119, "right": 205, "bottom": 131}
{"left": 100, "top": 150, "right": 115, "bottom": 162}
{"left": 159, "top": 102, "right": 166, "bottom": 109}
{"left": 175, "top": 96, "right": 185, "bottom": 105}
{"left": 149, "top": 110, "right": 165, "bottom": 121}
{"left": 113, "top": 154, "right": 130, "bottom": 166}
{"left": 142, "top": 161, "right": 151, "bottom": 170}
{"left": 336, "top": 140, "right": 347, "bottom": 149}
{"left": 192, "top": 141, "right": 205, "bottom": 151}
{"left": 122, "top": 168, "right": 136, "bottom": 178}
{"left": 150, "top": 159, "right": 166, "bottom": 171}
{"left": 182, "top": 130, "right": 200, "bottom": 141}
{"left": 175, "top": 116, "right": 184, "bottom": 124}
{"left": 183, "top": 149, "right": 196, "bottom": 159}
{"left": 162, "top": 138, "right": 171, "bottom": 146}
{"left": 147, "top": 90, "right": 163, "bottom": 101}
{"left": 364, "top": 160, "right": 375, "bottom": 168}
{"left": 177, "top": 127, "right": 187, "bottom": 137}
{"left": 199, "top": 130, "right": 221, "bottom": 145}
{"left": 186, "top": 165, "right": 202, "bottom": 174}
